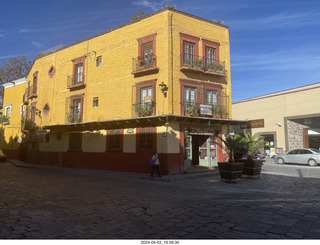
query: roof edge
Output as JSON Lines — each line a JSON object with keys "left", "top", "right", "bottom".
{"left": 26, "top": 7, "right": 229, "bottom": 78}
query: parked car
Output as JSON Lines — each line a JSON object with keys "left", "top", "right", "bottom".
{"left": 274, "top": 148, "right": 320, "bottom": 166}
{"left": 242, "top": 152, "right": 266, "bottom": 160}
{"left": 0, "top": 149, "right": 7, "bottom": 162}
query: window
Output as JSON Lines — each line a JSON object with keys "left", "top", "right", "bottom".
{"left": 106, "top": 129, "right": 123, "bottom": 151}
{"left": 183, "top": 41, "right": 195, "bottom": 65}
{"left": 135, "top": 33, "right": 157, "bottom": 73}
{"left": 70, "top": 98, "right": 81, "bottom": 123}
{"left": 141, "top": 87, "right": 152, "bottom": 111}
{"left": 206, "top": 90, "right": 217, "bottom": 105}
{"left": 4, "top": 105, "right": 11, "bottom": 120}
{"left": 180, "top": 33, "right": 199, "bottom": 68}
{"left": 69, "top": 133, "right": 82, "bottom": 151}
{"left": 67, "top": 94, "right": 83, "bottom": 123}
{"left": 184, "top": 87, "right": 197, "bottom": 115}
{"left": 135, "top": 80, "right": 156, "bottom": 116}
{"left": 205, "top": 47, "right": 216, "bottom": 69}
{"left": 30, "top": 71, "right": 38, "bottom": 97}
{"left": 93, "top": 97, "right": 99, "bottom": 107}
{"left": 141, "top": 42, "right": 153, "bottom": 67}
{"left": 202, "top": 39, "right": 223, "bottom": 74}
{"left": 71, "top": 56, "right": 86, "bottom": 87}
{"left": 20, "top": 104, "right": 24, "bottom": 114}
{"left": 48, "top": 66, "right": 55, "bottom": 78}
{"left": 75, "top": 64, "right": 83, "bottom": 84}
{"left": 137, "top": 127, "right": 155, "bottom": 151}
{"left": 96, "top": 56, "right": 102, "bottom": 67}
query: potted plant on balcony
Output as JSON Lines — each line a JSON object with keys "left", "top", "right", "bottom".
{"left": 216, "top": 133, "right": 244, "bottom": 183}
{"left": 134, "top": 102, "right": 153, "bottom": 117}
{"left": 185, "top": 103, "right": 198, "bottom": 116}
{"left": 212, "top": 104, "right": 222, "bottom": 118}
{"left": 241, "top": 132, "right": 265, "bottom": 179}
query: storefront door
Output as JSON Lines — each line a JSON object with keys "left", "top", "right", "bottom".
{"left": 184, "top": 135, "right": 217, "bottom": 168}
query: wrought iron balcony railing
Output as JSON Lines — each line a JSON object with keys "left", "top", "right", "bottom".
{"left": 183, "top": 101, "right": 229, "bottom": 119}
{"left": 180, "top": 54, "right": 225, "bottom": 76}
{"left": 67, "top": 73, "right": 85, "bottom": 89}
{"left": 132, "top": 101, "right": 155, "bottom": 117}
{"left": 132, "top": 55, "right": 158, "bottom": 73}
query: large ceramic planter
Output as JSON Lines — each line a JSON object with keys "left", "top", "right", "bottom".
{"left": 217, "top": 162, "right": 244, "bottom": 183}
{"left": 242, "top": 159, "right": 264, "bottom": 179}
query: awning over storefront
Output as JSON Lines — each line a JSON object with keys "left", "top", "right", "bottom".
{"left": 43, "top": 115, "right": 247, "bottom": 132}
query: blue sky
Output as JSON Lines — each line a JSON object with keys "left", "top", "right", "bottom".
{"left": 1, "top": 0, "right": 320, "bottom": 101}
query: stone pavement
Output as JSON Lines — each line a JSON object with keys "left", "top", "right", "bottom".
{"left": 1, "top": 158, "right": 320, "bottom": 239}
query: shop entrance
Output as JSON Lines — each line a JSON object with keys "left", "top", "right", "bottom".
{"left": 184, "top": 135, "right": 217, "bottom": 168}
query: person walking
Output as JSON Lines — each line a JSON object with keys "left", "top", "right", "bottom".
{"left": 151, "top": 152, "right": 161, "bottom": 177}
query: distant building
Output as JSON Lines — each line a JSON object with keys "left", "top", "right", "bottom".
{"left": 0, "top": 78, "right": 26, "bottom": 158}
{"left": 232, "top": 83, "right": 320, "bottom": 155}
{"left": 17, "top": 7, "right": 243, "bottom": 174}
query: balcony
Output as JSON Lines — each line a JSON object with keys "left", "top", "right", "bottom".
{"left": 180, "top": 55, "right": 204, "bottom": 72}
{"left": 132, "top": 101, "right": 155, "bottom": 117}
{"left": 28, "top": 85, "right": 37, "bottom": 99}
{"left": 23, "top": 88, "right": 30, "bottom": 105}
{"left": 67, "top": 73, "right": 86, "bottom": 90}
{"left": 183, "top": 102, "right": 229, "bottom": 119}
{"left": 180, "top": 54, "right": 225, "bottom": 76}
{"left": 132, "top": 55, "right": 159, "bottom": 75}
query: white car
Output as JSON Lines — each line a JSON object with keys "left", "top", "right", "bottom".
{"left": 274, "top": 148, "right": 320, "bottom": 166}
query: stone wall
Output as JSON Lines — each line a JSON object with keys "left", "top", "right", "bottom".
{"left": 287, "top": 120, "right": 307, "bottom": 151}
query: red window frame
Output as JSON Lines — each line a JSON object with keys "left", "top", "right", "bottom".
{"left": 135, "top": 79, "right": 157, "bottom": 116}
{"left": 179, "top": 78, "right": 222, "bottom": 115}
{"left": 106, "top": 129, "right": 123, "bottom": 152}
{"left": 202, "top": 39, "right": 220, "bottom": 69}
{"left": 136, "top": 127, "right": 157, "bottom": 152}
{"left": 137, "top": 34, "right": 157, "bottom": 58}
{"left": 69, "top": 93, "right": 84, "bottom": 123}
{"left": 71, "top": 56, "right": 86, "bottom": 86}
{"left": 48, "top": 65, "right": 56, "bottom": 78}
{"left": 32, "top": 71, "right": 38, "bottom": 96}
{"left": 179, "top": 33, "right": 200, "bottom": 68}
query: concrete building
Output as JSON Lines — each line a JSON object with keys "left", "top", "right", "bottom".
{"left": 19, "top": 7, "right": 243, "bottom": 174}
{"left": 232, "top": 82, "right": 320, "bottom": 156}
{"left": 0, "top": 78, "right": 26, "bottom": 158}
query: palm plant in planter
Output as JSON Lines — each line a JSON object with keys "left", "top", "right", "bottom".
{"left": 216, "top": 134, "right": 244, "bottom": 183}
{"left": 241, "top": 132, "right": 265, "bottom": 179}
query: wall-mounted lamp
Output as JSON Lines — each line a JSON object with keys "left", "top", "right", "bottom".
{"left": 159, "top": 82, "right": 168, "bottom": 95}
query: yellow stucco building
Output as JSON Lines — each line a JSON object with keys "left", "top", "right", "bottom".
{"left": 0, "top": 78, "right": 26, "bottom": 158}
{"left": 21, "top": 8, "right": 243, "bottom": 174}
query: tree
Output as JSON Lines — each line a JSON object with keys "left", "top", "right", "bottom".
{"left": 216, "top": 134, "right": 243, "bottom": 163}
{"left": 130, "top": 10, "right": 148, "bottom": 21}
{"left": 242, "top": 132, "right": 264, "bottom": 160}
{"left": 0, "top": 56, "right": 32, "bottom": 84}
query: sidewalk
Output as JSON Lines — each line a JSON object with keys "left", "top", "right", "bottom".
{"left": 8, "top": 159, "right": 220, "bottom": 182}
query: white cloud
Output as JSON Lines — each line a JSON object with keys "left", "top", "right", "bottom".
{"left": 227, "top": 12, "right": 320, "bottom": 30}
{"left": 19, "top": 28, "right": 51, "bottom": 34}
{"left": 232, "top": 47, "right": 320, "bottom": 72}
{"left": 0, "top": 34, "right": 5, "bottom": 39}
{"left": 132, "top": 0, "right": 173, "bottom": 11}
{"left": 31, "top": 41, "right": 44, "bottom": 49}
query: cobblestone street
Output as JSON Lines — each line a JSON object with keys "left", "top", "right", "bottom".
{"left": 1, "top": 158, "right": 320, "bottom": 239}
